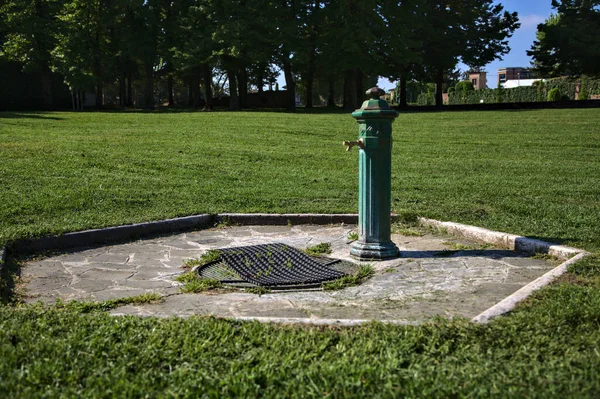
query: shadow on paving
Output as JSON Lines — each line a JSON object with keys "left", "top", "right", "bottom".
{"left": 399, "top": 249, "right": 521, "bottom": 259}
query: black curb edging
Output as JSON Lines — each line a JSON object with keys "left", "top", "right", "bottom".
{"left": 7, "top": 213, "right": 365, "bottom": 254}
{"left": 10, "top": 214, "right": 214, "bottom": 253}
{"left": 217, "top": 213, "right": 359, "bottom": 226}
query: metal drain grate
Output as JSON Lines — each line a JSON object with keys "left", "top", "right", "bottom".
{"left": 196, "top": 243, "right": 347, "bottom": 289}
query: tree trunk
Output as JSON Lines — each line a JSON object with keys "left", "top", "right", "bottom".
{"left": 40, "top": 70, "right": 54, "bottom": 109}
{"left": 305, "top": 49, "right": 316, "bottom": 108}
{"left": 203, "top": 64, "right": 213, "bottom": 111}
{"left": 144, "top": 61, "right": 154, "bottom": 109}
{"left": 327, "top": 78, "right": 335, "bottom": 107}
{"left": 356, "top": 68, "right": 364, "bottom": 105}
{"left": 95, "top": 83, "right": 103, "bottom": 108}
{"left": 283, "top": 60, "right": 296, "bottom": 111}
{"left": 399, "top": 74, "right": 408, "bottom": 108}
{"left": 192, "top": 71, "right": 202, "bottom": 108}
{"left": 257, "top": 69, "right": 265, "bottom": 93}
{"left": 343, "top": 69, "right": 357, "bottom": 110}
{"left": 167, "top": 75, "right": 174, "bottom": 107}
{"left": 127, "top": 74, "right": 133, "bottom": 106}
{"left": 71, "top": 89, "right": 75, "bottom": 111}
{"left": 188, "top": 79, "right": 194, "bottom": 106}
{"left": 435, "top": 68, "right": 444, "bottom": 109}
{"left": 119, "top": 75, "right": 126, "bottom": 107}
{"left": 227, "top": 70, "right": 240, "bottom": 110}
{"left": 305, "top": 74, "right": 314, "bottom": 108}
{"left": 237, "top": 68, "right": 248, "bottom": 109}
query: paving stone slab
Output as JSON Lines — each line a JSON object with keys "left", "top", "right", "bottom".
{"left": 17, "top": 224, "right": 564, "bottom": 323}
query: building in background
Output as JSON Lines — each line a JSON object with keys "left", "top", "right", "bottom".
{"left": 469, "top": 71, "right": 487, "bottom": 90}
{"left": 497, "top": 67, "right": 533, "bottom": 86}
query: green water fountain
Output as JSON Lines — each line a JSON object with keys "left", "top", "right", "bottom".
{"left": 343, "top": 87, "right": 399, "bottom": 260}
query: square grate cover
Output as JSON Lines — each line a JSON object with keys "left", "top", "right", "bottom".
{"left": 196, "top": 243, "right": 349, "bottom": 289}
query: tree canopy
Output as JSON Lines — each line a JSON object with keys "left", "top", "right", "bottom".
{"left": 528, "top": 0, "right": 600, "bottom": 78}
{"left": 0, "top": 0, "right": 520, "bottom": 109}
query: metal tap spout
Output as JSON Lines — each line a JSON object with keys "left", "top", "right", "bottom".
{"left": 343, "top": 138, "right": 364, "bottom": 152}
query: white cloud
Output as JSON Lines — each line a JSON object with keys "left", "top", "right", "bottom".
{"left": 519, "top": 14, "right": 547, "bottom": 29}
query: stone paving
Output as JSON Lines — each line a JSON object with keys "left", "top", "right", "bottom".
{"left": 20, "top": 224, "right": 557, "bottom": 323}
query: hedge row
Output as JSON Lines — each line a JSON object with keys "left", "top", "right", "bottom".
{"left": 447, "top": 77, "right": 600, "bottom": 105}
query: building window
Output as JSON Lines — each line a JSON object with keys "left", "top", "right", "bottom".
{"left": 499, "top": 73, "right": 506, "bottom": 83}
{"left": 472, "top": 78, "right": 477, "bottom": 87}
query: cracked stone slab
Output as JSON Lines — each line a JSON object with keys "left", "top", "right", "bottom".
{"left": 18, "top": 224, "right": 563, "bottom": 323}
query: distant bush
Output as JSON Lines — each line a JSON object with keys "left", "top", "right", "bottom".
{"left": 417, "top": 91, "right": 435, "bottom": 106}
{"left": 579, "top": 78, "right": 589, "bottom": 100}
{"left": 496, "top": 84, "right": 504, "bottom": 103}
{"left": 454, "top": 80, "right": 475, "bottom": 92}
{"left": 547, "top": 88, "right": 561, "bottom": 102}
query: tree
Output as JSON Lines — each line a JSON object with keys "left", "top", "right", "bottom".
{"left": 377, "top": 0, "right": 423, "bottom": 108}
{"left": 528, "top": 1, "right": 600, "bottom": 77}
{"left": 1, "top": 0, "right": 62, "bottom": 106}
{"left": 419, "top": 0, "right": 519, "bottom": 108}
{"left": 51, "top": 0, "right": 121, "bottom": 108}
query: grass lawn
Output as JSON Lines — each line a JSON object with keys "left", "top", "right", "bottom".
{"left": 1, "top": 108, "right": 599, "bottom": 397}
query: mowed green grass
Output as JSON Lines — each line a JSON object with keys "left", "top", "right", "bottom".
{"left": 1, "top": 108, "right": 599, "bottom": 251}
{"left": 1, "top": 109, "right": 600, "bottom": 397}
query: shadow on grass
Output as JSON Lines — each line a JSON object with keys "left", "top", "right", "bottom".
{"left": 521, "top": 236, "right": 576, "bottom": 246}
{"left": 0, "top": 253, "right": 20, "bottom": 305}
{"left": 0, "top": 112, "right": 64, "bottom": 120}
{"left": 80, "top": 105, "right": 355, "bottom": 115}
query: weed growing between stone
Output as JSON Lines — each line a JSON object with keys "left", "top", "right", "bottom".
{"left": 175, "top": 272, "right": 223, "bottom": 293}
{"left": 303, "top": 242, "right": 332, "bottom": 256}
{"left": 531, "top": 252, "right": 561, "bottom": 264}
{"left": 183, "top": 249, "right": 222, "bottom": 269}
{"left": 245, "top": 286, "right": 271, "bottom": 295}
{"left": 391, "top": 217, "right": 424, "bottom": 237}
{"left": 394, "top": 226, "right": 425, "bottom": 237}
{"left": 442, "top": 241, "right": 494, "bottom": 251}
{"left": 322, "top": 264, "right": 375, "bottom": 291}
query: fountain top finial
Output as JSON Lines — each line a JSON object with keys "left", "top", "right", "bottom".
{"left": 366, "top": 87, "right": 385, "bottom": 99}
{"left": 352, "top": 87, "right": 398, "bottom": 119}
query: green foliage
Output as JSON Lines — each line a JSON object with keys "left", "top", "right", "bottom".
{"left": 529, "top": 4, "right": 600, "bottom": 78}
{"left": 347, "top": 231, "right": 359, "bottom": 241}
{"left": 547, "top": 87, "right": 561, "bottom": 102}
{"left": 245, "top": 286, "right": 270, "bottom": 295}
{"left": 446, "top": 76, "right": 600, "bottom": 105}
{"left": 183, "top": 250, "right": 222, "bottom": 269}
{"left": 451, "top": 80, "right": 477, "bottom": 104}
{"left": 303, "top": 242, "right": 332, "bottom": 256}
{"left": 417, "top": 91, "right": 435, "bottom": 106}
{"left": 568, "top": 253, "right": 600, "bottom": 278}
{"left": 393, "top": 225, "right": 424, "bottom": 237}
{"left": 579, "top": 77, "right": 589, "bottom": 100}
{"left": 496, "top": 82, "right": 504, "bottom": 103}
{"left": 454, "top": 80, "right": 475, "bottom": 92}
{"left": 175, "top": 272, "right": 223, "bottom": 293}
{"left": 322, "top": 264, "right": 375, "bottom": 291}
